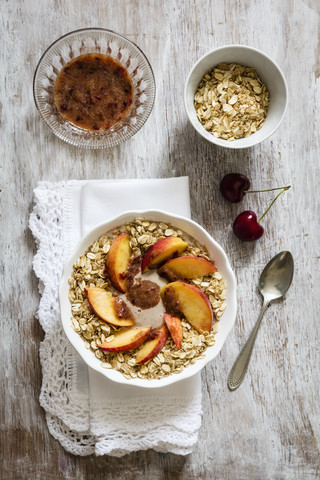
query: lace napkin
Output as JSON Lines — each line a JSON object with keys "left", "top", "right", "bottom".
{"left": 29, "top": 177, "right": 203, "bottom": 457}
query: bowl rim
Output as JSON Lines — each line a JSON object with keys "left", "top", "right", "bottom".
{"left": 184, "top": 43, "right": 289, "bottom": 149}
{"left": 33, "top": 27, "right": 156, "bottom": 149}
{"left": 59, "top": 209, "right": 237, "bottom": 389}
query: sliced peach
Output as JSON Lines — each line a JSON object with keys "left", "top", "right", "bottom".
{"left": 161, "top": 281, "right": 213, "bottom": 333}
{"left": 163, "top": 313, "right": 182, "bottom": 349}
{"left": 99, "top": 326, "right": 151, "bottom": 352}
{"left": 85, "top": 287, "right": 135, "bottom": 327}
{"left": 106, "top": 233, "right": 131, "bottom": 293}
{"left": 141, "top": 237, "right": 188, "bottom": 273}
{"left": 158, "top": 256, "right": 216, "bottom": 280}
{"left": 135, "top": 324, "right": 168, "bottom": 364}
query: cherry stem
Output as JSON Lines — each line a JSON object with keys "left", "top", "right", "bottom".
{"left": 258, "top": 186, "right": 291, "bottom": 223}
{"left": 244, "top": 186, "right": 290, "bottom": 194}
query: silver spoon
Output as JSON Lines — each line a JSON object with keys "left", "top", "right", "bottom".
{"left": 228, "top": 251, "right": 294, "bottom": 391}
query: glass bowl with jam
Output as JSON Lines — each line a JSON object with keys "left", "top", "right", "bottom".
{"left": 33, "top": 28, "right": 156, "bottom": 148}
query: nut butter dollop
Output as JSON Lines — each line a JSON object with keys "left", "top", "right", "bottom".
{"left": 114, "top": 297, "right": 134, "bottom": 320}
{"left": 126, "top": 279, "right": 161, "bottom": 310}
{"left": 161, "top": 285, "right": 181, "bottom": 316}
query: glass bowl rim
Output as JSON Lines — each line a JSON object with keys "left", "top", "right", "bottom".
{"left": 33, "top": 27, "right": 156, "bottom": 149}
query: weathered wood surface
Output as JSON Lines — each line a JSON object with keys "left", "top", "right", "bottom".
{"left": 1, "top": 0, "right": 319, "bottom": 478}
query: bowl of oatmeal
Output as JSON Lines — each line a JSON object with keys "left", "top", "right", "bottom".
{"left": 184, "top": 44, "right": 288, "bottom": 149}
{"left": 59, "top": 210, "right": 237, "bottom": 388}
{"left": 33, "top": 28, "right": 155, "bottom": 148}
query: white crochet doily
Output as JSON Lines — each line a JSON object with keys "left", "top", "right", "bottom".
{"left": 29, "top": 180, "right": 203, "bottom": 457}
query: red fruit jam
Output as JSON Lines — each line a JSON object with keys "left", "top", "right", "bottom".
{"left": 54, "top": 54, "right": 133, "bottom": 131}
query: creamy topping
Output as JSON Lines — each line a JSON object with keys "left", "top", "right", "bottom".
{"left": 119, "top": 269, "right": 167, "bottom": 329}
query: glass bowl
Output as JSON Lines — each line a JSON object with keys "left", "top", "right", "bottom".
{"left": 33, "top": 28, "right": 156, "bottom": 148}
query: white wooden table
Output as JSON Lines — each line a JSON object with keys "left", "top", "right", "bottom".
{"left": 1, "top": 1, "right": 319, "bottom": 478}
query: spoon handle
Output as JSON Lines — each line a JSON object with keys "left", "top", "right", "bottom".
{"left": 228, "top": 299, "right": 269, "bottom": 391}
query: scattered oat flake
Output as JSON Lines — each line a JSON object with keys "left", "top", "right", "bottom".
{"left": 105, "top": 335, "right": 114, "bottom": 343}
{"left": 101, "top": 362, "right": 112, "bottom": 369}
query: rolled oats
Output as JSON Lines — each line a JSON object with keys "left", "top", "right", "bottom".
{"left": 194, "top": 63, "right": 269, "bottom": 141}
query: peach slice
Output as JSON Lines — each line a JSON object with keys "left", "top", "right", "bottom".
{"left": 161, "top": 281, "right": 213, "bottom": 333}
{"left": 85, "top": 287, "right": 135, "bottom": 327}
{"left": 106, "top": 233, "right": 131, "bottom": 293}
{"left": 141, "top": 237, "right": 188, "bottom": 273}
{"left": 158, "top": 256, "right": 216, "bottom": 280}
{"left": 99, "top": 326, "right": 151, "bottom": 352}
{"left": 163, "top": 313, "right": 182, "bottom": 350}
{"left": 135, "top": 324, "right": 169, "bottom": 364}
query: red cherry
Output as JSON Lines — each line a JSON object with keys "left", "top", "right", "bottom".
{"left": 231, "top": 186, "right": 290, "bottom": 242}
{"left": 220, "top": 173, "right": 251, "bottom": 203}
{"left": 233, "top": 211, "right": 264, "bottom": 241}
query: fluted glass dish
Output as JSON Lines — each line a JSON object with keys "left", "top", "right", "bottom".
{"left": 33, "top": 28, "right": 156, "bottom": 148}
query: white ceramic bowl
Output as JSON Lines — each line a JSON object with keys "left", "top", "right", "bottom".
{"left": 59, "top": 210, "right": 237, "bottom": 388}
{"left": 184, "top": 44, "right": 288, "bottom": 149}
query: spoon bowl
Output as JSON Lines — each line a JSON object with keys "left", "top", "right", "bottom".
{"left": 259, "top": 251, "right": 294, "bottom": 302}
{"left": 228, "top": 251, "right": 294, "bottom": 391}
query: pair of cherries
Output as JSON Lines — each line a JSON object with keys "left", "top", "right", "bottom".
{"left": 220, "top": 173, "right": 290, "bottom": 241}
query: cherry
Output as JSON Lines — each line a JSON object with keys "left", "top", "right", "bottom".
{"left": 220, "top": 173, "right": 290, "bottom": 203}
{"left": 220, "top": 173, "right": 251, "bottom": 203}
{"left": 232, "top": 186, "right": 291, "bottom": 242}
{"left": 233, "top": 211, "right": 264, "bottom": 241}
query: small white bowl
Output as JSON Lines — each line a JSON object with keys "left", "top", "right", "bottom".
{"left": 184, "top": 44, "right": 288, "bottom": 149}
{"left": 59, "top": 210, "right": 237, "bottom": 388}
